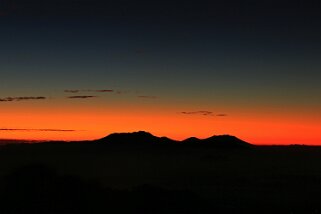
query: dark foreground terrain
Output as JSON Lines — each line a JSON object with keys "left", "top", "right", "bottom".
{"left": 0, "top": 132, "right": 320, "bottom": 214}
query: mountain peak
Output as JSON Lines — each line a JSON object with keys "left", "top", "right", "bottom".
{"left": 100, "top": 131, "right": 153, "bottom": 139}
{"left": 96, "top": 131, "right": 251, "bottom": 148}
{"left": 97, "top": 131, "right": 175, "bottom": 146}
{"left": 182, "top": 137, "right": 201, "bottom": 144}
{"left": 203, "top": 135, "right": 251, "bottom": 148}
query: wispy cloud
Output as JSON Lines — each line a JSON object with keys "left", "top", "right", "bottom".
{"left": 180, "top": 111, "right": 228, "bottom": 117}
{"left": 216, "top": 114, "right": 228, "bottom": 117}
{"left": 67, "top": 96, "right": 97, "bottom": 99}
{"left": 0, "top": 128, "right": 76, "bottom": 132}
{"left": 64, "top": 90, "right": 80, "bottom": 93}
{"left": 181, "top": 111, "right": 213, "bottom": 116}
{"left": 91, "top": 89, "right": 114, "bottom": 93}
{"left": 64, "top": 89, "right": 114, "bottom": 93}
{"left": 137, "top": 95, "right": 158, "bottom": 99}
{"left": 0, "top": 97, "right": 46, "bottom": 102}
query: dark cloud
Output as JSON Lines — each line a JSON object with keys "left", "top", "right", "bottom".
{"left": 181, "top": 111, "right": 213, "bottom": 116}
{"left": 0, "top": 128, "right": 76, "bottom": 132}
{"left": 64, "top": 89, "right": 114, "bottom": 93}
{"left": 91, "top": 89, "right": 113, "bottom": 93}
{"left": 64, "top": 90, "right": 80, "bottom": 93}
{"left": 137, "top": 95, "right": 158, "bottom": 99}
{"left": 0, "top": 97, "right": 46, "bottom": 102}
{"left": 180, "top": 111, "right": 228, "bottom": 117}
{"left": 216, "top": 114, "right": 228, "bottom": 117}
{"left": 67, "top": 96, "right": 97, "bottom": 99}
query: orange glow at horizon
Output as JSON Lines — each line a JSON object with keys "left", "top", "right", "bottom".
{"left": 0, "top": 105, "right": 320, "bottom": 145}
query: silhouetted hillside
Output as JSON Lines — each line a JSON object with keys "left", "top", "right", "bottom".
{"left": 202, "top": 135, "right": 251, "bottom": 148}
{"left": 94, "top": 131, "right": 251, "bottom": 149}
{"left": 182, "top": 135, "right": 251, "bottom": 148}
{"left": 95, "top": 131, "right": 177, "bottom": 148}
{"left": 0, "top": 131, "right": 251, "bottom": 149}
{"left": 182, "top": 137, "right": 201, "bottom": 144}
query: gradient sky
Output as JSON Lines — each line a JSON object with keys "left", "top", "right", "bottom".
{"left": 0, "top": 0, "right": 320, "bottom": 144}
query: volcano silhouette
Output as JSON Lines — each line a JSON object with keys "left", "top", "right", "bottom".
{"left": 95, "top": 131, "right": 251, "bottom": 148}
{"left": 96, "top": 131, "right": 176, "bottom": 146}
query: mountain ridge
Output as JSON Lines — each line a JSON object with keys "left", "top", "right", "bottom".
{"left": 95, "top": 131, "right": 252, "bottom": 148}
{"left": 0, "top": 131, "right": 252, "bottom": 149}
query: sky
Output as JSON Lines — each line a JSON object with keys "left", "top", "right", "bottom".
{"left": 0, "top": 0, "right": 320, "bottom": 144}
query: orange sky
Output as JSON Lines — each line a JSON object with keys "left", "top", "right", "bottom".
{"left": 1, "top": 100, "right": 320, "bottom": 145}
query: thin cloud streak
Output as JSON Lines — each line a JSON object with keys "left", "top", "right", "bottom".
{"left": 216, "top": 114, "right": 228, "bottom": 117}
{"left": 180, "top": 111, "right": 228, "bottom": 117}
{"left": 0, "top": 129, "right": 76, "bottom": 132}
{"left": 67, "top": 96, "right": 98, "bottom": 99}
{"left": 64, "top": 90, "right": 80, "bottom": 93}
{"left": 90, "top": 89, "right": 113, "bottom": 92}
{"left": 0, "top": 97, "right": 46, "bottom": 102}
{"left": 181, "top": 111, "right": 213, "bottom": 116}
{"left": 64, "top": 89, "right": 114, "bottom": 93}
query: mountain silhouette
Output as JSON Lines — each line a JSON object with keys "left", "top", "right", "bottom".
{"left": 182, "top": 137, "right": 201, "bottom": 144}
{"left": 95, "top": 131, "right": 177, "bottom": 147}
{"left": 0, "top": 131, "right": 252, "bottom": 149}
{"left": 202, "top": 135, "right": 251, "bottom": 148}
{"left": 95, "top": 131, "right": 251, "bottom": 148}
{"left": 182, "top": 135, "right": 251, "bottom": 148}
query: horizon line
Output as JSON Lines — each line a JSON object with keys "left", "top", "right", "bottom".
{"left": 1, "top": 131, "right": 320, "bottom": 146}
